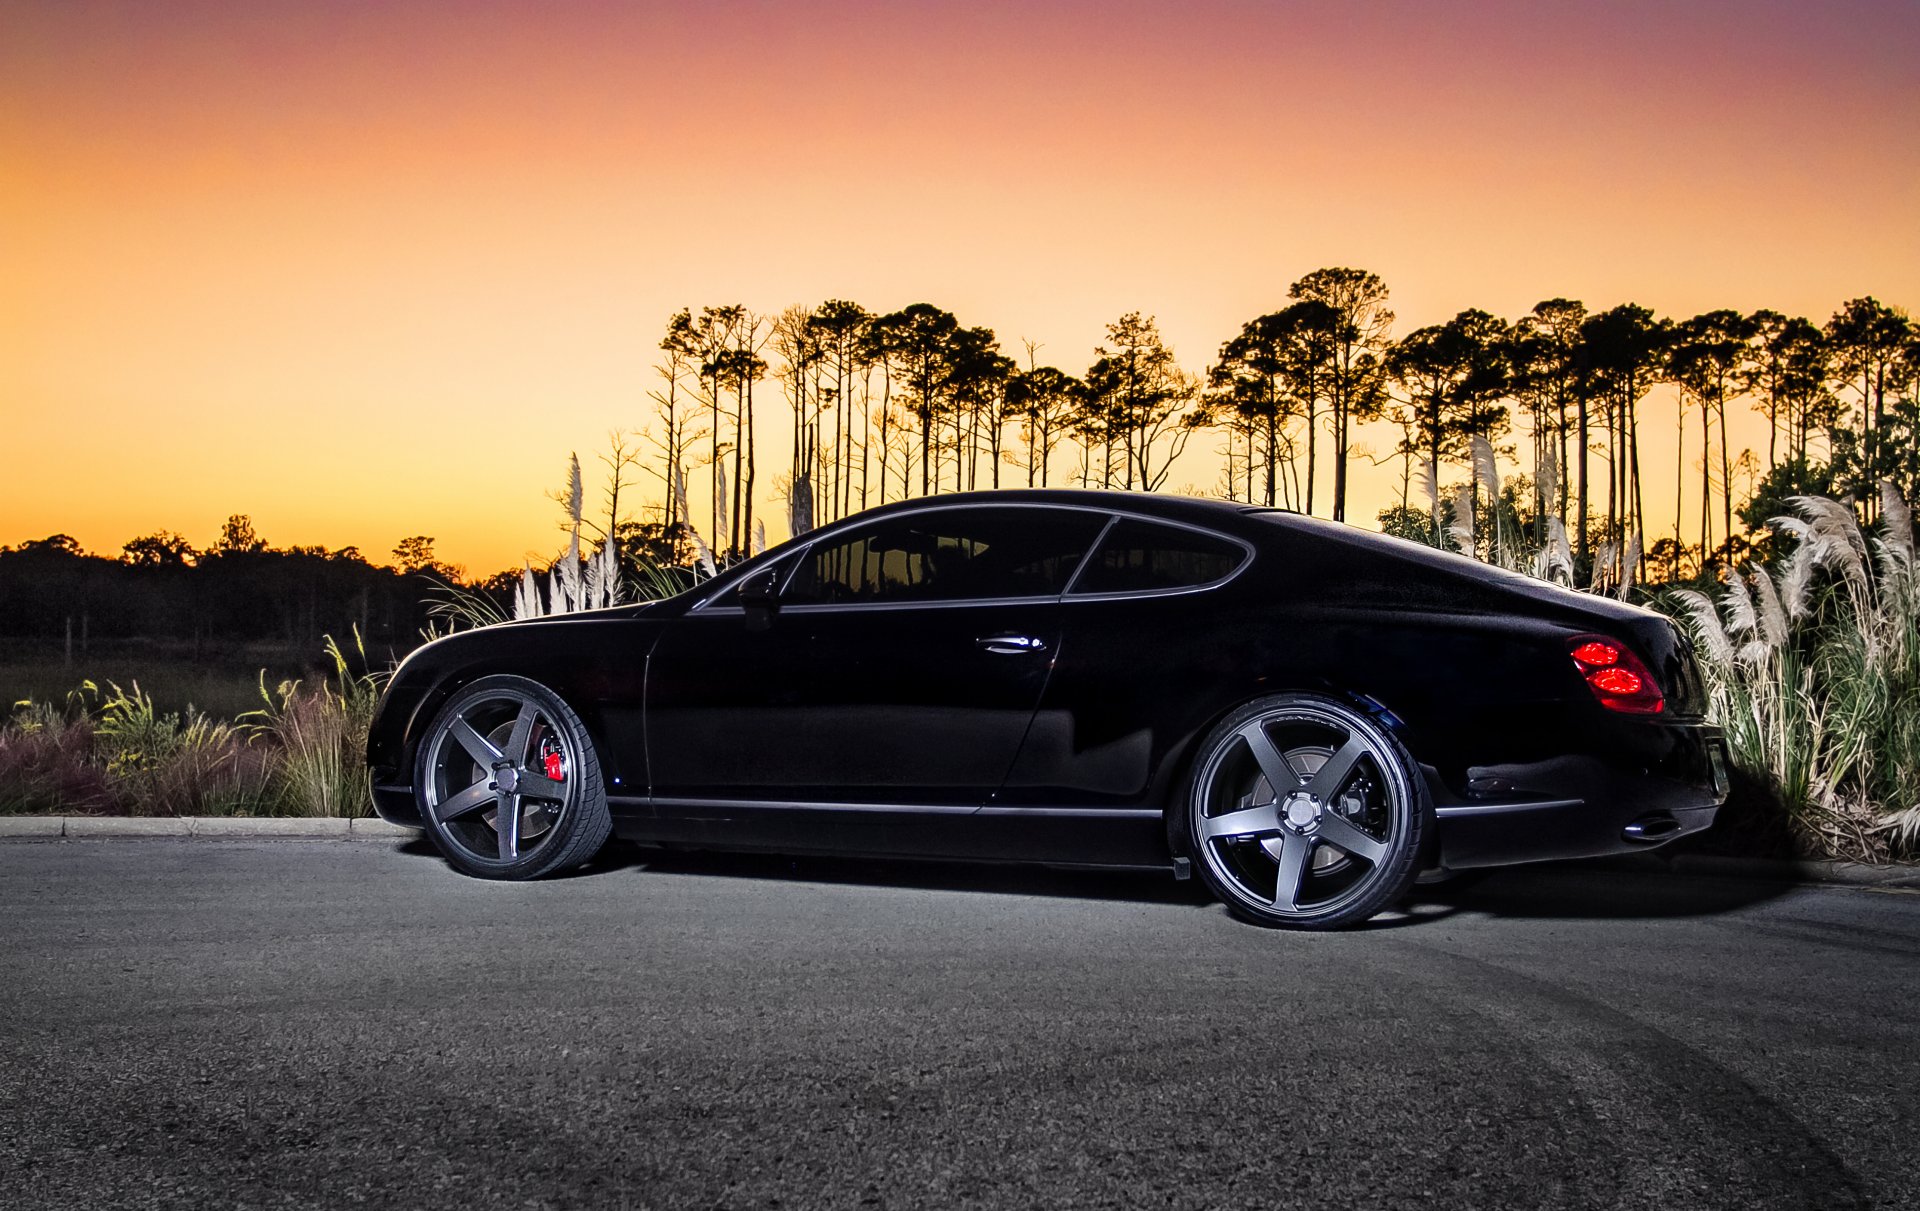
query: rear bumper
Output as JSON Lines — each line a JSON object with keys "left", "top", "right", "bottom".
{"left": 1431, "top": 722, "right": 1728, "bottom": 870}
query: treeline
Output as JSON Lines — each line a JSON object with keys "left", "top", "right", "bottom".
{"left": 0, "top": 517, "right": 461, "bottom": 657}
{"left": 8, "top": 273, "right": 1916, "bottom": 649}
{"left": 634, "top": 273, "right": 1917, "bottom": 584}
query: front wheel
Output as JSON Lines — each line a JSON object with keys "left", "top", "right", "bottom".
{"left": 1185, "top": 694, "right": 1428, "bottom": 930}
{"left": 413, "top": 675, "right": 611, "bottom": 879}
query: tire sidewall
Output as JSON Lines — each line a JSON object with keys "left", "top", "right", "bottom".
{"left": 1184, "top": 692, "right": 1430, "bottom": 930}
{"left": 413, "top": 674, "right": 610, "bottom": 880}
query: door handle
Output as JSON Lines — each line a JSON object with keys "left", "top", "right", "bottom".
{"left": 977, "top": 634, "right": 1047, "bottom": 655}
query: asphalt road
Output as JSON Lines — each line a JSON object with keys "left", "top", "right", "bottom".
{"left": 1, "top": 839, "right": 1916, "bottom": 1210}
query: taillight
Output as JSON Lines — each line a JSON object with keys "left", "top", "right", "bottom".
{"left": 1568, "top": 635, "right": 1664, "bottom": 715}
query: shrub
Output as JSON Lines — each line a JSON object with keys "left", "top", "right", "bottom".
{"left": 0, "top": 633, "right": 385, "bottom": 818}
{"left": 1666, "top": 481, "right": 1919, "bottom": 861}
{"left": 244, "top": 632, "right": 383, "bottom": 818}
{"left": 95, "top": 681, "right": 278, "bottom": 817}
{"left": 0, "top": 696, "right": 115, "bottom": 814}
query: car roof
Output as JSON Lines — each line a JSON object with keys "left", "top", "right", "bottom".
{"left": 834, "top": 488, "right": 1263, "bottom": 530}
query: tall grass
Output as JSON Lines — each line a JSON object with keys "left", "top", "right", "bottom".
{"left": 1667, "top": 481, "right": 1920, "bottom": 861}
{"left": 0, "top": 696, "right": 114, "bottom": 814}
{"left": 0, "top": 634, "right": 384, "bottom": 818}
{"left": 242, "top": 631, "right": 383, "bottom": 818}
{"left": 97, "top": 681, "right": 278, "bottom": 816}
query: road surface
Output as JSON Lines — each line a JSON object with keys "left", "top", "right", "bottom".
{"left": 1, "top": 838, "right": 1915, "bottom": 1209}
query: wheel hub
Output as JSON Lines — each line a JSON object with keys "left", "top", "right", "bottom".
{"left": 490, "top": 763, "right": 519, "bottom": 794}
{"left": 1281, "top": 791, "right": 1322, "bottom": 833}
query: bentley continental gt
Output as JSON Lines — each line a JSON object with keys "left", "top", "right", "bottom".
{"left": 366, "top": 491, "right": 1728, "bottom": 929}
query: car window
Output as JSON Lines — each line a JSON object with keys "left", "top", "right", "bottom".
{"left": 1069, "top": 517, "right": 1248, "bottom": 595}
{"left": 782, "top": 507, "right": 1107, "bottom": 605}
{"left": 706, "top": 552, "right": 798, "bottom": 608}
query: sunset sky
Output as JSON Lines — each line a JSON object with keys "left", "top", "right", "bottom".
{"left": 5, "top": 0, "right": 1917, "bottom": 574}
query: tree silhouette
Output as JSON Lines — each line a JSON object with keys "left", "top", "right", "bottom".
{"left": 772, "top": 305, "right": 824, "bottom": 532}
{"left": 1288, "top": 269, "right": 1393, "bottom": 521}
{"left": 874, "top": 304, "right": 960, "bottom": 496}
{"left": 1578, "top": 305, "right": 1668, "bottom": 574}
{"left": 1669, "top": 310, "right": 1754, "bottom": 570}
{"left": 1008, "top": 346, "right": 1081, "bottom": 489}
{"left": 1826, "top": 296, "right": 1913, "bottom": 507}
{"left": 1209, "top": 304, "right": 1334, "bottom": 508}
{"left": 808, "top": 301, "right": 871, "bottom": 521}
{"left": 651, "top": 309, "right": 707, "bottom": 532}
{"left": 1386, "top": 310, "right": 1509, "bottom": 543}
{"left": 1508, "top": 300, "right": 1586, "bottom": 545}
{"left": 212, "top": 515, "right": 267, "bottom": 555}
{"left": 1085, "top": 313, "right": 1195, "bottom": 492}
{"left": 121, "top": 531, "right": 196, "bottom": 567}
{"left": 391, "top": 536, "right": 437, "bottom": 572}
{"left": 1744, "top": 311, "right": 1826, "bottom": 468}
{"left": 948, "top": 326, "right": 1015, "bottom": 489}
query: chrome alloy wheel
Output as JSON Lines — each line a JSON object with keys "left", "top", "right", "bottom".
{"left": 419, "top": 681, "right": 584, "bottom": 869}
{"left": 1188, "top": 695, "right": 1424, "bottom": 929}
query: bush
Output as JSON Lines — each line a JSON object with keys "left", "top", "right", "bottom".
{"left": 0, "top": 633, "right": 385, "bottom": 818}
{"left": 243, "top": 633, "right": 382, "bottom": 818}
{"left": 0, "top": 698, "right": 114, "bottom": 814}
{"left": 1665, "top": 482, "right": 1919, "bottom": 861}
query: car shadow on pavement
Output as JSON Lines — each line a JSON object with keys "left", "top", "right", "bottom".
{"left": 393, "top": 837, "right": 1799, "bottom": 922}
{"left": 593, "top": 842, "right": 1221, "bottom": 906}
{"left": 407, "top": 839, "right": 1800, "bottom": 923}
{"left": 1402, "top": 863, "right": 1800, "bottom": 921}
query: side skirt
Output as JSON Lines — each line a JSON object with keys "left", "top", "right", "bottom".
{"left": 613, "top": 798, "right": 1175, "bottom": 872}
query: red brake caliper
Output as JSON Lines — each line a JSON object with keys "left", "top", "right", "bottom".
{"left": 542, "top": 744, "right": 566, "bottom": 782}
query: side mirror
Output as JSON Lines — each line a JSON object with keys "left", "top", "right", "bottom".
{"left": 739, "top": 566, "right": 782, "bottom": 631}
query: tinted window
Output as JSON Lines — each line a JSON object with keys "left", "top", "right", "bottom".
{"left": 1069, "top": 517, "right": 1247, "bottom": 595}
{"left": 783, "top": 507, "right": 1106, "bottom": 604}
{"left": 709, "top": 552, "right": 798, "bottom": 607}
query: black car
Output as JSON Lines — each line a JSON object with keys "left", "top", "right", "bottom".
{"left": 365, "top": 490, "right": 1728, "bottom": 929}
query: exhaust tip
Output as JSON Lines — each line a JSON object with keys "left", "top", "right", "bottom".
{"left": 1622, "top": 813, "right": 1683, "bottom": 843}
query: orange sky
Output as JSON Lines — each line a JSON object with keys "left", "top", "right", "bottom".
{"left": 5, "top": 0, "right": 1917, "bottom": 573}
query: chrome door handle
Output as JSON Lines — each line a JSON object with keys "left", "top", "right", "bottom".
{"left": 977, "top": 634, "right": 1047, "bottom": 655}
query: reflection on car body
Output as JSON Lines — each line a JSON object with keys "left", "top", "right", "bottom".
{"left": 367, "top": 490, "right": 1726, "bottom": 929}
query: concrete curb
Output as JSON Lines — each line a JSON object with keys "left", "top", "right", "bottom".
{"left": 190, "top": 816, "right": 350, "bottom": 839}
{"left": 0, "top": 816, "right": 422, "bottom": 841}
{"left": 65, "top": 817, "right": 191, "bottom": 838}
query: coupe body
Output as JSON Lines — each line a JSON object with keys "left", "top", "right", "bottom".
{"left": 366, "top": 490, "right": 1728, "bottom": 929}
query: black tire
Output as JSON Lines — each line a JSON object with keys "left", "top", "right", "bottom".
{"left": 412, "top": 674, "right": 611, "bottom": 880}
{"left": 1184, "top": 693, "right": 1429, "bottom": 930}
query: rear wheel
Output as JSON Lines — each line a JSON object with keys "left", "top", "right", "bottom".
{"left": 413, "top": 675, "right": 610, "bottom": 879}
{"left": 1186, "top": 694, "right": 1427, "bottom": 930}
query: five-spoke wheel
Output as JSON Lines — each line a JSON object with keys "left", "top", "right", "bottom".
{"left": 1186, "top": 694, "right": 1426, "bottom": 929}
{"left": 414, "top": 675, "right": 611, "bottom": 879}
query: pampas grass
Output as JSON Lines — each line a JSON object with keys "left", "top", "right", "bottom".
{"left": 1445, "top": 483, "right": 1475, "bottom": 554}
{"left": 1533, "top": 516, "right": 1575, "bottom": 586}
{"left": 674, "top": 464, "right": 718, "bottom": 579}
{"left": 510, "top": 453, "right": 628, "bottom": 620}
{"left": 1667, "top": 481, "right": 1920, "bottom": 860}
{"left": 1471, "top": 436, "right": 1514, "bottom": 568}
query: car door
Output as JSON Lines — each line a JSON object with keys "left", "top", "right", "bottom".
{"left": 994, "top": 514, "right": 1256, "bottom": 844}
{"left": 643, "top": 504, "right": 1110, "bottom": 843}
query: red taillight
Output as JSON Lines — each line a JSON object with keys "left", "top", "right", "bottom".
{"left": 1570, "top": 641, "right": 1619, "bottom": 668}
{"left": 1589, "top": 667, "right": 1642, "bottom": 696}
{"left": 1568, "top": 635, "right": 1664, "bottom": 715}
